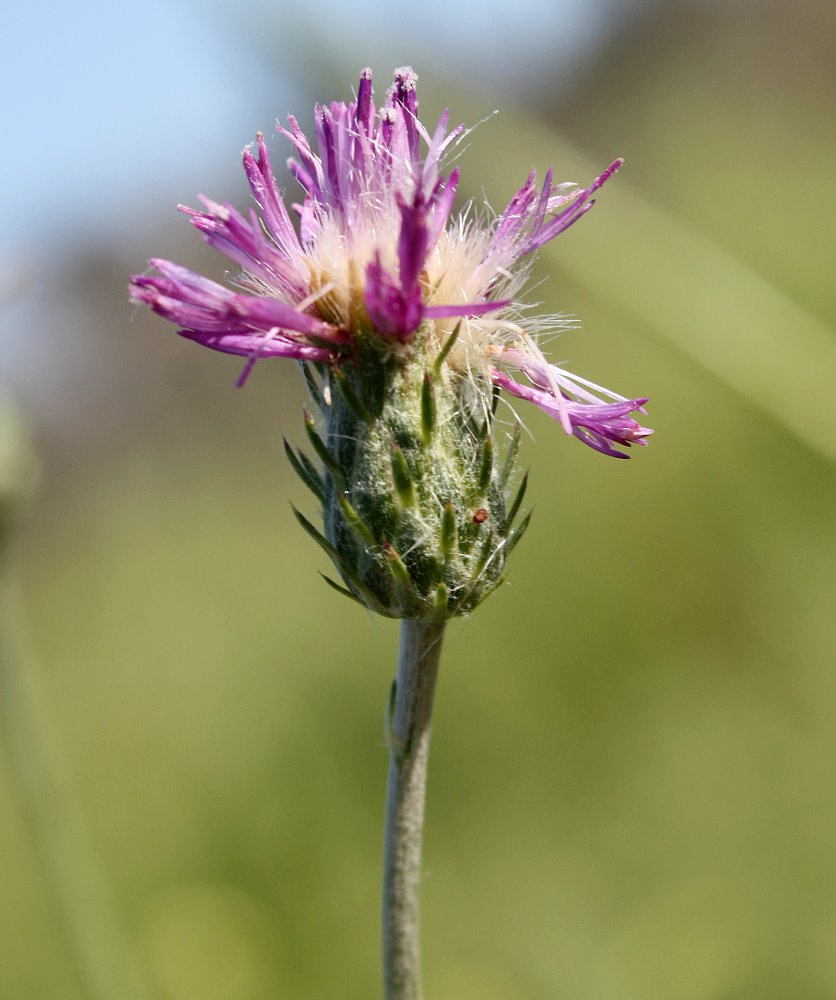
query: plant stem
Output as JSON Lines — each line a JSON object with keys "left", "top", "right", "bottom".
{"left": 382, "top": 619, "right": 446, "bottom": 1000}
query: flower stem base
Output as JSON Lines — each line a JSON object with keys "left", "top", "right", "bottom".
{"left": 382, "top": 619, "right": 446, "bottom": 1000}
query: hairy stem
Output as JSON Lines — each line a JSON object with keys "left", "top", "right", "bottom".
{"left": 382, "top": 620, "right": 446, "bottom": 1000}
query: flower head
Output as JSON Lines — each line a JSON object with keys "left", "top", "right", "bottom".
{"left": 130, "top": 69, "right": 651, "bottom": 619}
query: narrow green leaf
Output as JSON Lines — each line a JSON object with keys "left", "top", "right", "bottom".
{"left": 283, "top": 437, "right": 326, "bottom": 505}
{"left": 421, "top": 372, "right": 436, "bottom": 445}
{"left": 304, "top": 409, "right": 344, "bottom": 485}
{"left": 299, "top": 362, "right": 326, "bottom": 411}
{"left": 291, "top": 504, "right": 382, "bottom": 609}
{"left": 297, "top": 450, "right": 326, "bottom": 499}
{"left": 383, "top": 541, "right": 413, "bottom": 593}
{"left": 390, "top": 443, "right": 416, "bottom": 507}
{"left": 432, "top": 580, "right": 450, "bottom": 619}
{"left": 506, "top": 509, "right": 533, "bottom": 554}
{"left": 386, "top": 679, "right": 406, "bottom": 758}
{"left": 456, "top": 530, "right": 498, "bottom": 613}
{"left": 498, "top": 422, "right": 522, "bottom": 492}
{"left": 490, "top": 382, "right": 501, "bottom": 418}
{"left": 319, "top": 572, "right": 364, "bottom": 607}
{"left": 291, "top": 503, "right": 341, "bottom": 562}
{"left": 440, "top": 501, "right": 457, "bottom": 562}
{"left": 470, "top": 529, "right": 496, "bottom": 581}
{"left": 503, "top": 470, "right": 529, "bottom": 535}
{"left": 432, "top": 321, "right": 462, "bottom": 375}
{"left": 477, "top": 436, "right": 493, "bottom": 493}
{"left": 333, "top": 367, "right": 373, "bottom": 423}
{"left": 337, "top": 492, "right": 377, "bottom": 548}
{"left": 387, "top": 678, "right": 397, "bottom": 725}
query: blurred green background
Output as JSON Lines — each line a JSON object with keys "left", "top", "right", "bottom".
{"left": 2, "top": 1, "right": 835, "bottom": 997}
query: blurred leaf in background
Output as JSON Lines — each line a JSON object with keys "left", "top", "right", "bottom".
{"left": 1, "top": 0, "right": 834, "bottom": 998}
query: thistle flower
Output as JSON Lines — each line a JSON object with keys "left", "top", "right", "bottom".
{"left": 130, "top": 67, "right": 651, "bottom": 621}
